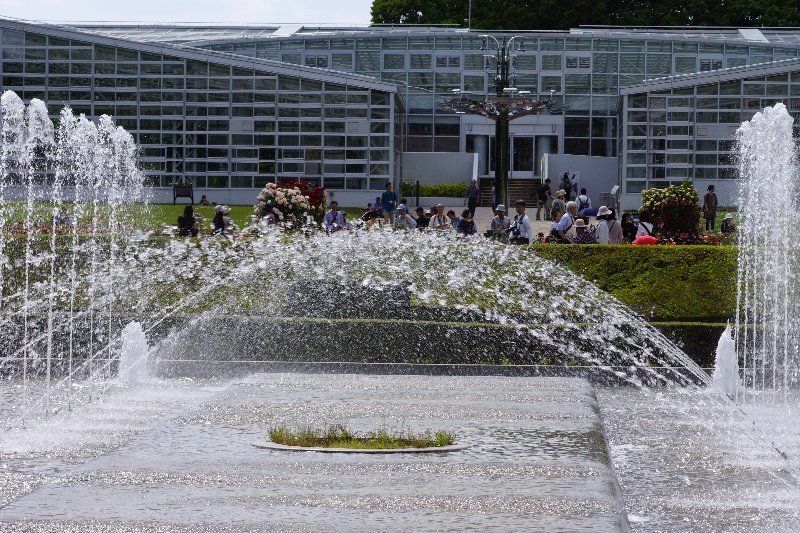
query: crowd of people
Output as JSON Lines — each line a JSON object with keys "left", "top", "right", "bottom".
{"left": 178, "top": 180, "right": 736, "bottom": 244}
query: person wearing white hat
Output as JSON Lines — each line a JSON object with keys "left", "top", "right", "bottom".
{"left": 595, "top": 206, "right": 610, "bottom": 244}
{"left": 213, "top": 204, "right": 232, "bottom": 235}
{"left": 573, "top": 217, "right": 596, "bottom": 244}
{"left": 491, "top": 204, "right": 510, "bottom": 237}
{"left": 721, "top": 212, "right": 736, "bottom": 234}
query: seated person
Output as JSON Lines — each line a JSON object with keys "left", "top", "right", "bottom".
{"left": 415, "top": 206, "right": 430, "bottom": 229}
{"left": 177, "top": 205, "right": 199, "bottom": 237}
{"left": 721, "top": 213, "right": 736, "bottom": 233}
{"left": 324, "top": 201, "right": 346, "bottom": 231}
{"left": 199, "top": 195, "right": 210, "bottom": 206}
{"left": 549, "top": 211, "right": 562, "bottom": 240}
{"left": 490, "top": 204, "right": 510, "bottom": 235}
{"left": 447, "top": 209, "right": 461, "bottom": 229}
{"left": 573, "top": 218, "right": 596, "bottom": 244}
{"left": 457, "top": 208, "right": 476, "bottom": 236}
{"left": 395, "top": 204, "right": 417, "bottom": 228}
{"left": 428, "top": 204, "right": 450, "bottom": 230}
{"left": 212, "top": 205, "right": 233, "bottom": 235}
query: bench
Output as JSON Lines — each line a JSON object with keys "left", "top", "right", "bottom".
{"left": 173, "top": 184, "right": 193, "bottom": 204}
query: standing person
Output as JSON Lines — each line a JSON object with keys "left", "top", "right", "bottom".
{"left": 536, "top": 178, "right": 552, "bottom": 221}
{"left": 381, "top": 182, "right": 397, "bottom": 224}
{"left": 508, "top": 200, "right": 533, "bottom": 245}
{"left": 465, "top": 179, "right": 479, "bottom": 218}
{"left": 554, "top": 201, "right": 578, "bottom": 243}
{"left": 621, "top": 213, "right": 637, "bottom": 243}
{"left": 551, "top": 190, "right": 567, "bottom": 221}
{"left": 429, "top": 204, "right": 449, "bottom": 230}
{"left": 457, "top": 209, "right": 477, "bottom": 236}
{"left": 491, "top": 204, "right": 510, "bottom": 236}
{"left": 560, "top": 172, "right": 572, "bottom": 204}
{"left": 703, "top": 185, "right": 718, "bottom": 231}
{"left": 324, "top": 200, "right": 345, "bottom": 231}
{"left": 576, "top": 188, "right": 592, "bottom": 215}
{"left": 636, "top": 211, "right": 654, "bottom": 237}
{"left": 177, "top": 205, "right": 199, "bottom": 237}
{"left": 415, "top": 206, "right": 430, "bottom": 229}
{"left": 595, "top": 206, "right": 611, "bottom": 244}
{"left": 606, "top": 208, "right": 623, "bottom": 244}
{"left": 594, "top": 206, "right": 621, "bottom": 244}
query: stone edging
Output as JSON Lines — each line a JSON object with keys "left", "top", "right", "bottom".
{"left": 252, "top": 440, "right": 469, "bottom": 454}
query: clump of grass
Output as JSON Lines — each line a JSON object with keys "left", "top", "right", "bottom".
{"left": 268, "top": 424, "right": 456, "bottom": 449}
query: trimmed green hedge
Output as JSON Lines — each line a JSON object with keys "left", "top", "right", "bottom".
{"left": 532, "top": 245, "right": 737, "bottom": 322}
{"left": 401, "top": 181, "right": 468, "bottom": 198}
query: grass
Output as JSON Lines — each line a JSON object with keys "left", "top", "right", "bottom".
{"left": 268, "top": 424, "right": 456, "bottom": 449}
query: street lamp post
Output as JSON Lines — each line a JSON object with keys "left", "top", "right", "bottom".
{"left": 483, "top": 35, "right": 523, "bottom": 210}
{"left": 439, "top": 35, "right": 563, "bottom": 211}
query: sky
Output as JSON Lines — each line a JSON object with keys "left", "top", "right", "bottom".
{"left": 0, "top": 0, "right": 375, "bottom": 25}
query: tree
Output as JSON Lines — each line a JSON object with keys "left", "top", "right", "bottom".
{"left": 371, "top": 0, "right": 800, "bottom": 29}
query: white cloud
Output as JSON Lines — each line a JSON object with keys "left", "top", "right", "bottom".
{"left": 0, "top": 0, "right": 374, "bottom": 25}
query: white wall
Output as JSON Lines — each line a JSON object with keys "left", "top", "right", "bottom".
{"left": 402, "top": 152, "right": 477, "bottom": 185}
{"left": 544, "top": 154, "right": 618, "bottom": 207}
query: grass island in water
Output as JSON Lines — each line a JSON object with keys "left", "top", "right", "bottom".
{"left": 268, "top": 424, "right": 456, "bottom": 450}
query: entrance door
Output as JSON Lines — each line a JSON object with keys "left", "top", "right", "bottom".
{"left": 511, "top": 136, "right": 534, "bottom": 177}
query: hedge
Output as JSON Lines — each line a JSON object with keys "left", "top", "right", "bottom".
{"left": 401, "top": 181, "right": 468, "bottom": 198}
{"left": 532, "top": 245, "right": 737, "bottom": 323}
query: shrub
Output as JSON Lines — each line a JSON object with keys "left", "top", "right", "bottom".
{"left": 401, "top": 180, "right": 468, "bottom": 198}
{"left": 532, "top": 245, "right": 737, "bottom": 322}
{"left": 253, "top": 182, "right": 323, "bottom": 228}
{"left": 640, "top": 181, "right": 702, "bottom": 243}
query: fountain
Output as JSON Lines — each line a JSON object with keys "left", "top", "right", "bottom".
{"left": 1, "top": 91, "right": 800, "bottom": 530}
{"left": 118, "top": 321, "right": 148, "bottom": 386}
{"left": 713, "top": 325, "right": 740, "bottom": 395}
{"left": 735, "top": 103, "right": 798, "bottom": 399}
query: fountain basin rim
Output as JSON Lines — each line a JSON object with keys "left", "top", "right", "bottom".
{"left": 252, "top": 440, "right": 469, "bottom": 454}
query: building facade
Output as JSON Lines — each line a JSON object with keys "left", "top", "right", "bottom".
{"left": 2, "top": 19, "right": 800, "bottom": 207}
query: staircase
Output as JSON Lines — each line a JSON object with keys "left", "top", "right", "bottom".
{"left": 477, "top": 178, "right": 544, "bottom": 208}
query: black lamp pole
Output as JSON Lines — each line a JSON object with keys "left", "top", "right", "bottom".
{"left": 483, "top": 35, "right": 522, "bottom": 210}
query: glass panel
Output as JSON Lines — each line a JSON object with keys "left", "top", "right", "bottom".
{"left": 512, "top": 137, "right": 534, "bottom": 171}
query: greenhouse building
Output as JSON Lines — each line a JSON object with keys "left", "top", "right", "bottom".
{"left": 2, "top": 17, "right": 800, "bottom": 208}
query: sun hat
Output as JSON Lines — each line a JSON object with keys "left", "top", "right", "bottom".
{"left": 724, "top": 213, "right": 733, "bottom": 219}
{"left": 596, "top": 206, "right": 612, "bottom": 217}
{"left": 397, "top": 204, "right": 408, "bottom": 212}
{"left": 575, "top": 219, "right": 587, "bottom": 228}
{"left": 496, "top": 204, "right": 506, "bottom": 212}
{"left": 555, "top": 189, "right": 566, "bottom": 198}
{"left": 215, "top": 205, "right": 226, "bottom": 213}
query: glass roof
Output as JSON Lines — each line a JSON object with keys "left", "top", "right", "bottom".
{"left": 70, "top": 24, "right": 800, "bottom": 46}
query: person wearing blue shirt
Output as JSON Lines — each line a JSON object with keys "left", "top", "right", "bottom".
{"left": 324, "top": 201, "right": 345, "bottom": 231}
{"left": 555, "top": 201, "right": 578, "bottom": 243}
{"left": 380, "top": 182, "right": 397, "bottom": 224}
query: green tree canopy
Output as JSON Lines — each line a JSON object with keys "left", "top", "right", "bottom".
{"left": 371, "top": 0, "right": 800, "bottom": 30}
